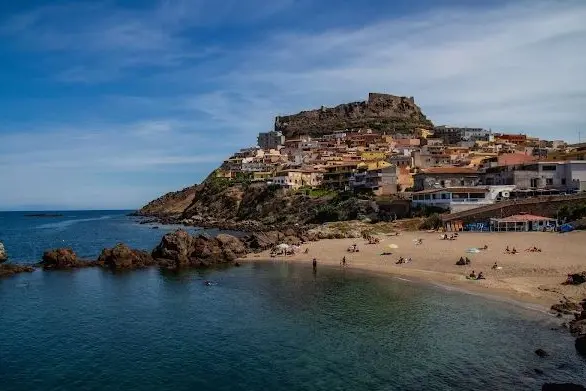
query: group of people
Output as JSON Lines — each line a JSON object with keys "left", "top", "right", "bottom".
{"left": 395, "top": 257, "right": 412, "bottom": 265}
{"left": 365, "top": 236, "right": 380, "bottom": 244}
{"left": 525, "top": 246, "right": 542, "bottom": 253}
{"left": 505, "top": 246, "right": 518, "bottom": 255}
{"left": 468, "top": 270, "right": 485, "bottom": 280}
{"left": 456, "top": 256, "right": 472, "bottom": 266}
{"left": 440, "top": 233, "right": 458, "bottom": 241}
{"left": 347, "top": 244, "right": 360, "bottom": 253}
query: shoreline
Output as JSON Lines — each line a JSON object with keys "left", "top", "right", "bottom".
{"left": 242, "top": 231, "right": 586, "bottom": 310}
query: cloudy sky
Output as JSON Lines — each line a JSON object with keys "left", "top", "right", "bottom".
{"left": 0, "top": 0, "right": 585, "bottom": 210}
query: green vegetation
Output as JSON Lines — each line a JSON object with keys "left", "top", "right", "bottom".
{"left": 557, "top": 203, "right": 586, "bottom": 222}
{"left": 411, "top": 205, "right": 446, "bottom": 217}
{"left": 418, "top": 213, "right": 442, "bottom": 230}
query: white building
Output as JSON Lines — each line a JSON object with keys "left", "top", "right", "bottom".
{"left": 411, "top": 185, "right": 516, "bottom": 213}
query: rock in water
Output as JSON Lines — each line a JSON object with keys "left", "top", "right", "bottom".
{"left": 152, "top": 229, "right": 195, "bottom": 267}
{"left": 0, "top": 242, "right": 7, "bottom": 263}
{"left": 152, "top": 230, "right": 248, "bottom": 268}
{"left": 576, "top": 336, "right": 586, "bottom": 357}
{"left": 0, "top": 263, "right": 35, "bottom": 278}
{"left": 542, "top": 383, "right": 586, "bottom": 391}
{"left": 535, "top": 348, "right": 549, "bottom": 358}
{"left": 41, "top": 248, "right": 90, "bottom": 269}
{"left": 97, "top": 243, "right": 155, "bottom": 270}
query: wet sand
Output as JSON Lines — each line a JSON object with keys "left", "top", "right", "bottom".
{"left": 245, "top": 231, "right": 586, "bottom": 308}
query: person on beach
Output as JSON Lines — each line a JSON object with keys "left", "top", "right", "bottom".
{"left": 304, "top": 248, "right": 309, "bottom": 254}
{"left": 469, "top": 270, "right": 476, "bottom": 279}
{"left": 341, "top": 256, "right": 346, "bottom": 266}
{"left": 511, "top": 247, "right": 518, "bottom": 254}
{"left": 492, "top": 262, "right": 498, "bottom": 270}
{"left": 505, "top": 246, "right": 510, "bottom": 254}
{"left": 312, "top": 258, "right": 317, "bottom": 271}
{"left": 477, "top": 271, "right": 485, "bottom": 280}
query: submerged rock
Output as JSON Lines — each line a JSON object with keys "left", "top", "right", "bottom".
{"left": 0, "top": 242, "right": 7, "bottom": 263}
{"left": 576, "top": 336, "right": 586, "bottom": 357}
{"left": 551, "top": 300, "right": 583, "bottom": 315}
{"left": 535, "top": 348, "right": 549, "bottom": 358}
{"left": 40, "top": 248, "right": 95, "bottom": 269}
{"left": 0, "top": 263, "right": 35, "bottom": 278}
{"left": 542, "top": 383, "right": 586, "bottom": 391}
{"left": 97, "top": 243, "right": 155, "bottom": 270}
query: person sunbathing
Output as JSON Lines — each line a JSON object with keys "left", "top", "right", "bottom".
{"left": 476, "top": 272, "right": 485, "bottom": 280}
{"left": 492, "top": 262, "right": 498, "bottom": 270}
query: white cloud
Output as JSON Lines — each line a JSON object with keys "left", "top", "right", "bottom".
{"left": 1, "top": 0, "right": 586, "bottom": 209}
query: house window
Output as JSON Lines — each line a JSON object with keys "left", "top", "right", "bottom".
{"left": 440, "top": 180, "right": 445, "bottom": 187}
{"left": 546, "top": 178, "right": 553, "bottom": 186}
{"left": 561, "top": 178, "right": 566, "bottom": 185}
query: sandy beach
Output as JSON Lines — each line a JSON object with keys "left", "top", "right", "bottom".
{"left": 246, "top": 231, "right": 586, "bottom": 308}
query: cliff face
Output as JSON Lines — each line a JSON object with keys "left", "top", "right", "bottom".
{"left": 137, "top": 179, "right": 377, "bottom": 228}
{"left": 137, "top": 185, "right": 200, "bottom": 217}
{"left": 275, "top": 93, "right": 433, "bottom": 139}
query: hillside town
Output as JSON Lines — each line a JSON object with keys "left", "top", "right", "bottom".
{"left": 215, "top": 94, "right": 586, "bottom": 231}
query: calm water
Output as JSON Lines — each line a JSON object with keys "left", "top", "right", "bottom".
{"left": 0, "top": 210, "right": 219, "bottom": 263}
{"left": 1, "top": 211, "right": 585, "bottom": 390}
{"left": 1, "top": 263, "right": 585, "bottom": 391}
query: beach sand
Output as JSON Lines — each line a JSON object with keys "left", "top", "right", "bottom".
{"left": 246, "top": 231, "right": 586, "bottom": 308}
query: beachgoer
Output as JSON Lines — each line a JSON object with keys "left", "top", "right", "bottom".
{"left": 407, "top": 257, "right": 412, "bottom": 263}
{"left": 483, "top": 244, "right": 488, "bottom": 250}
{"left": 465, "top": 257, "right": 471, "bottom": 265}
{"left": 492, "top": 262, "right": 498, "bottom": 270}
{"left": 304, "top": 248, "right": 309, "bottom": 254}
{"left": 505, "top": 246, "right": 510, "bottom": 253}
{"left": 469, "top": 270, "right": 476, "bottom": 279}
{"left": 512, "top": 247, "right": 518, "bottom": 254}
{"left": 312, "top": 258, "right": 317, "bottom": 269}
{"left": 341, "top": 256, "right": 346, "bottom": 266}
{"left": 477, "top": 272, "right": 485, "bottom": 280}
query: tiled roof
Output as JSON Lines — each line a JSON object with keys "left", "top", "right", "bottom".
{"left": 418, "top": 167, "right": 478, "bottom": 175}
{"left": 492, "top": 214, "right": 556, "bottom": 222}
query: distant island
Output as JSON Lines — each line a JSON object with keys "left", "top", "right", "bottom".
{"left": 23, "top": 213, "right": 64, "bottom": 218}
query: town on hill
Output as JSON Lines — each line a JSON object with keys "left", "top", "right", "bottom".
{"left": 139, "top": 92, "right": 586, "bottom": 232}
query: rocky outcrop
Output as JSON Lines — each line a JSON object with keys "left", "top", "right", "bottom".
{"left": 0, "top": 263, "right": 35, "bottom": 278}
{"left": 97, "top": 244, "right": 155, "bottom": 270}
{"left": 134, "top": 184, "right": 200, "bottom": 217}
{"left": 0, "top": 242, "right": 7, "bottom": 263}
{"left": 152, "top": 230, "right": 247, "bottom": 268}
{"left": 40, "top": 248, "right": 95, "bottom": 269}
{"left": 275, "top": 93, "right": 433, "bottom": 139}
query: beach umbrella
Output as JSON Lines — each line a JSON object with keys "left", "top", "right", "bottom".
{"left": 275, "top": 243, "right": 290, "bottom": 250}
{"left": 388, "top": 244, "right": 399, "bottom": 249}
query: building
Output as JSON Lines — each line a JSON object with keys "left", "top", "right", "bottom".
{"left": 271, "top": 169, "right": 324, "bottom": 190}
{"left": 490, "top": 214, "right": 557, "bottom": 232}
{"left": 481, "top": 161, "right": 586, "bottom": 191}
{"left": 462, "top": 128, "right": 491, "bottom": 141}
{"left": 350, "top": 166, "right": 398, "bottom": 196}
{"left": 323, "top": 163, "right": 360, "bottom": 190}
{"left": 495, "top": 133, "right": 527, "bottom": 145}
{"left": 411, "top": 185, "right": 515, "bottom": 213}
{"left": 257, "top": 131, "right": 285, "bottom": 150}
{"left": 413, "top": 167, "right": 480, "bottom": 191}
{"left": 433, "top": 126, "right": 464, "bottom": 145}
{"left": 412, "top": 151, "right": 451, "bottom": 169}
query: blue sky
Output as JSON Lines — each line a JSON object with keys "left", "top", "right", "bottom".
{"left": 1, "top": 0, "right": 585, "bottom": 210}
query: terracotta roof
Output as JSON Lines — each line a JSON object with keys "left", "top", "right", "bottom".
{"left": 418, "top": 167, "right": 478, "bottom": 175}
{"left": 491, "top": 214, "right": 556, "bottom": 222}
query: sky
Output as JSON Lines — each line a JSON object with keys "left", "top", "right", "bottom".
{"left": 0, "top": 0, "right": 585, "bottom": 210}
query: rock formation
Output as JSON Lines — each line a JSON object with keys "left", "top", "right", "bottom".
{"left": 97, "top": 243, "right": 156, "bottom": 270}
{"left": 152, "top": 230, "right": 247, "bottom": 268}
{"left": 0, "top": 263, "right": 35, "bottom": 278}
{"left": 275, "top": 93, "right": 433, "bottom": 139}
{"left": 40, "top": 248, "right": 96, "bottom": 269}
{"left": 0, "top": 242, "right": 7, "bottom": 263}
{"left": 135, "top": 184, "right": 200, "bottom": 217}
{"left": 542, "top": 384, "right": 586, "bottom": 391}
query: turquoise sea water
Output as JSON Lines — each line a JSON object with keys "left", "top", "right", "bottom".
{"left": 1, "top": 211, "right": 585, "bottom": 390}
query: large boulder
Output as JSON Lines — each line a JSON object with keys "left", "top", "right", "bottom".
{"left": 551, "top": 300, "right": 583, "bottom": 315}
{"left": 98, "top": 243, "right": 155, "bottom": 270}
{"left": 152, "top": 230, "right": 195, "bottom": 266}
{"left": 569, "top": 320, "right": 586, "bottom": 336}
{"left": 576, "top": 336, "right": 586, "bottom": 357}
{"left": 41, "top": 248, "right": 92, "bottom": 269}
{"left": 152, "top": 230, "right": 248, "bottom": 268}
{"left": 0, "top": 242, "right": 7, "bottom": 263}
{"left": 245, "top": 231, "right": 283, "bottom": 251}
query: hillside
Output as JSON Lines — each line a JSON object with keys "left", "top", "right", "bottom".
{"left": 274, "top": 93, "right": 433, "bottom": 139}
{"left": 137, "top": 178, "right": 378, "bottom": 228}
{"left": 137, "top": 185, "right": 200, "bottom": 217}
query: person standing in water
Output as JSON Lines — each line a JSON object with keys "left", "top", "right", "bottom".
{"left": 312, "top": 258, "right": 317, "bottom": 271}
{"left": 341, "top": 256, "right": 346, "bottom": 267}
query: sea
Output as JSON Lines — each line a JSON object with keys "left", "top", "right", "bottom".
{"left": 1, "top": 210, "right": 585, "bottom": 391}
